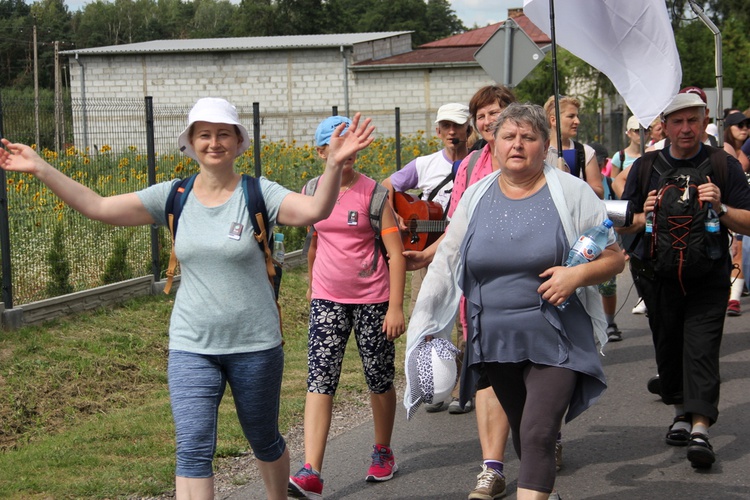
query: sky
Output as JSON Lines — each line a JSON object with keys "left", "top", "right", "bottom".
{"left": 62, "top": 0, "right": 519, "bottom": 31}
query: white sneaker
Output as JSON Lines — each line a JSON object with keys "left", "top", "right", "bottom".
{"left": 631, "top": 298, "right": 647, "bottom": 315}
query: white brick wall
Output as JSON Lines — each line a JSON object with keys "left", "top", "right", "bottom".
{"left": 67, "top": 44, "right": 495, "bottom": 154}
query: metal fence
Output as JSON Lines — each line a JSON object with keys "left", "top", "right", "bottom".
{"left": 0, "top": 95, "right": 626, "bottom": 307}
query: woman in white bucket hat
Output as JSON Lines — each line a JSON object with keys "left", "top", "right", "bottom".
{"left": 0, "top": 97, "right": 374, "bottom": 500}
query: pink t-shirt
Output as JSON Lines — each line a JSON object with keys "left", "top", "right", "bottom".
{"left": 448, "top": 145, "right": 494, "bottom": 218}
{"left": 307, "top": 174, "right": 390, "bottom": 304}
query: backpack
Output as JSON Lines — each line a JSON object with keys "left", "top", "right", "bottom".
{"left": 561, "top": 141, "right": 587, "bottom": 180}
{"left": 302, "top": 176, "right": 391, "bottom": 275}
{"left": 639, "top": 147, "right": 728, "bottom": 287}
{"left": 574, "top": 141, "right": 587, "bottom": 181}
{"left": 163, "top": 174, "right": 282, "bottom": 302}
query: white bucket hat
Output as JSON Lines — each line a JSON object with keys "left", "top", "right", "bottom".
{"left": 405, "top": 337, "right": 458, "bottom": 419}
{"left": 178, "top": 98, "right": 251, "bottom": 161}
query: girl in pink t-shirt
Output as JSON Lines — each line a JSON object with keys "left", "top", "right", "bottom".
{"left": 288, "top": 116, "right": 406, "bottom": 499}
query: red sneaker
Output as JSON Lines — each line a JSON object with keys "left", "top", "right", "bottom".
{"left": 366, "top": 445, "right": 398, "bottom": 482}
{"left": 288, "top": 463, "right": 323, "bottom": 499}
{"left": 727, "top": 300, "right": 741, "bottom": 316}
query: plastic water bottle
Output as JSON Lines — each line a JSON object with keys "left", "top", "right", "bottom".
{"left": 643, "top": 211, "right": 654, "bottom": 257}
{"left": 273, "top": 232, "right": 285, "bottom": 264}
{"left": 704, "top": 203, "right": 722, "bottom": 260}
{"left": 557, "top": 219, "right": 614, "bottom": 310}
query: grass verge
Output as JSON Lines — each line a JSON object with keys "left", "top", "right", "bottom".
{"left": 0, "top": 265, "right": 408, "bottom": 498}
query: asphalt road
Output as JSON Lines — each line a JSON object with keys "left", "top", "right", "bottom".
{"left": 230, "top": 271, "right": 750, "bottom": 499}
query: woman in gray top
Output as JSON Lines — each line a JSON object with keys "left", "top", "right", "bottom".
{"left": 0, "top": 97, "right": 375, "bottom": 500}
{"left": 404, "top": 104, "right": 624, "bottom": 500}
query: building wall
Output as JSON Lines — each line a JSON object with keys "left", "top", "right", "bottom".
{"left": 66, "top": 46, "right": 492, "bottom": 155}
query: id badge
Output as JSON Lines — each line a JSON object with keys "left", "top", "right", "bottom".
{"left": 348, "top": 211, "right": 358, "bottom": 226}
{"left": 228, "top": 222, "right": 243, "bottom": 240}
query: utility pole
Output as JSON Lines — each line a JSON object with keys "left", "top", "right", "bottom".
{"left": 33, "top": 17, "right": 40, "bottom": 148}
{"left": 54, "top": 41, "right": 61, "bottom": 153}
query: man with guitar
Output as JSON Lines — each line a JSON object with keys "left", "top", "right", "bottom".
{"left": 381, "top": 102, "right": 472, "bottom": 321}
{"left": 382, "top": 103, "right": 471, "bottom": 415}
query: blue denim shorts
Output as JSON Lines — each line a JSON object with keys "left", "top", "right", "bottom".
{"left": 168, "top": 346, "right": 286, "bottom": 478}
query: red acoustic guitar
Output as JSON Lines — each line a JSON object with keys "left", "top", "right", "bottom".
{"left": 393, "top": 192, "right": 449, "bottom": 251}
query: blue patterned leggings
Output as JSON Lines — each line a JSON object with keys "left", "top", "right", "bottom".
{"left": 307, "top": 299, "right": 395, "bottom": 395}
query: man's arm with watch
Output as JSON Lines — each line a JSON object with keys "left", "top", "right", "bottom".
{"left": 699, "top": 180, "right": 750, "bottom": 235}
{"left": 716, "top": 202, "right": 750, "bottom": 235}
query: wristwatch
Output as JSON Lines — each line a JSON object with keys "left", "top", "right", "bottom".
{"left": 717, "top": 203, "right": 729, "bottom": 217}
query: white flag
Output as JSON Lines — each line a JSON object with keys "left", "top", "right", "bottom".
{"left": 523, "top": 0, "right": 681, "bottom": 127}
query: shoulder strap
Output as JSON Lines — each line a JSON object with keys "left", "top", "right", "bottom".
{"left": 164, "top": 175, "right": 197, "bottom": 294}
{"left": 703, "top": 145, "right": 728, "bottom": 191}
{"left": 573, "top": 141, "right": 586, "bottom": 181}
{"left": 241, "top": 174, "right": 271, "bottom": 249}
{"left": 304, "top": 176, "right": 320, "bottom": 197}
{"left": 242, "top": 174, "right": 283, "bottom": 332}
{"left": 368, "top": 183, "right": 391, "bottom": 274}
{"left": 241, "top": 174, "right": 277, "bottom": 290}
{"left": 165, "top": 174, "right": 197, "bottom": 240}
{"left": 427, "top": 169, "right": 454, "bottom": 202}
{"left": 465, "top": 150, "right": 482, "bottom": 185}
{"left": 301, "top": 176, "right": 321, "bottom": 257}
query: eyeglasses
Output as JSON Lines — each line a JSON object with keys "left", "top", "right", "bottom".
{"left": 735, "top": 122, "right": 749, "bottom": 129}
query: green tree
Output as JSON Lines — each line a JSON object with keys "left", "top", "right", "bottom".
{"left": 30, "top": 0, "right": 74, "bottom": 89}
{"left": 424, "top": 0, "right": 466, "bottom": 41}
{"left": 46, "top": 224, "right": 74, "bottom": 296}
{"left": 101, "top": 237, "right": 134, "bottom": 285}
{"left": 190, "top": 0, "right": 237, "bottom": 38}
{"left": 232, "top": 0, "right": 278, "bottom": 36}
{"left": 0, "top": 0, "right": 32, "bottom": 87}
{"left": 276, "top": 0, "right": 326, "bottom": 35}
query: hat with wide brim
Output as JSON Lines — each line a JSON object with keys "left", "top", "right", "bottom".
{"left": 178, "top": 98, "right": 251, "bottom": 161}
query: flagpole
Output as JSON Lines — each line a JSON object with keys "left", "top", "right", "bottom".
{"left": 688, "top": 1, "right": 723, "bottom": 146}
{"left": 548, "top": 0, "right": 565, "bottom": 170}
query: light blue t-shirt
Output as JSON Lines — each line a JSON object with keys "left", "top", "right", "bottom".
{"left": 137, "top": 176, "right": 290, "bottom": 355}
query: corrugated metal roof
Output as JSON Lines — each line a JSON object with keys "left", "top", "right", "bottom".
{"left": 354, "top": 47, "right": 479, "bottom": 68}
{"left": 61, "top": 32, "right": 412, "bottom": 56}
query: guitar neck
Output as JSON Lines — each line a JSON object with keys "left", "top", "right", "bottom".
{"left": 411, "top": 220, "right": 450, "bottom": 233}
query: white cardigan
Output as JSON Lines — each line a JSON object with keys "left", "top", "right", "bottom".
{"left": 403, "top": 163, "right": 614, "bottom": 416}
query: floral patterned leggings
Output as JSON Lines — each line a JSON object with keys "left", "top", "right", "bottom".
{"left": 307, "top": 299, "right": 395, "bottom": 395}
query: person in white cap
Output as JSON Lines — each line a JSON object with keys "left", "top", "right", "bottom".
{"left": 620, "top": 91, "right": 750, "bottom": 469}
{"left": 611, "top": 115, "right": 646, "bottom": 178}
{"left": 381, "top": 102, "right": 472, "bottom": 412}
{"left": 0, "top": 97, "right": 375, "bottom": 500}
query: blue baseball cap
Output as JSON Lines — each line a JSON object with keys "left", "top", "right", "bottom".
{"left": 315, "top": 116, "right": 351, "bottom": 146}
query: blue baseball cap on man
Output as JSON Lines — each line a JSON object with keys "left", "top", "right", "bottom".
{"left": 315, "top": 116, "right": 352, "bottom": 146}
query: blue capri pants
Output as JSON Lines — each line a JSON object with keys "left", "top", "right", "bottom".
{"left": 168, "top": 346, "right": 286, "bottom": 478}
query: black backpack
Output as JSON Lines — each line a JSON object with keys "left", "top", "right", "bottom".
{"left": 640, "top": 147, "right": 727, "bottom": 286}
{"left": 163, "top": 174, "right": 282, "bottom": 301}
{"left": 302, "top": 176, "right": 391, "bottom": 276}
{"left": 573, "top": 140, "right": 587, "bottom": 181}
